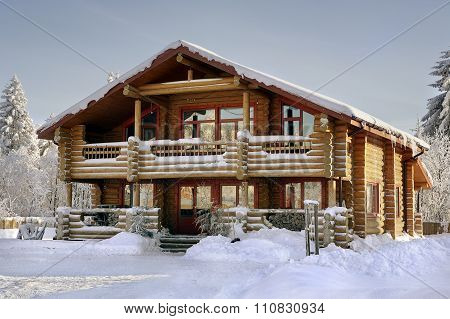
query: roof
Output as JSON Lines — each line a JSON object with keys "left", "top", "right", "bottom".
{"left": 413, "top": 159, "right": 433, "bottom": 189}
{"left": 37, "top": 40, "right": 429, "bottom": 151}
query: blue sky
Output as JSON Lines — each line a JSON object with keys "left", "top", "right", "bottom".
{"left": 0, "top": 0, "right": 448, "bottom": 132}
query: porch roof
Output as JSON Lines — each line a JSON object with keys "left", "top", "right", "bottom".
{"left": 37, "top": 40, "right": 428, "bottom": 151}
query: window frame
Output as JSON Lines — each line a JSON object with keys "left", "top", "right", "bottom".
{"left": 366, "top": 182, "right": 380, "bottom": 217}
{"left": 180, "top": 104, "right": 255, "bottom": 141}
{"left": 280, "top": 100, "right": 316, "bottom": 137}
{"left": 279, "top": 179, "right": 327, "bottom": 209}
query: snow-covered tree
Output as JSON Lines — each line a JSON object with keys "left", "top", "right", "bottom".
{"left": 0, "top": 148, "right": 46, "bottom": 216}
{"left": 0, "top": 75, "right": 39, "bottom": 156}
{"left": 422, "top": 50, "right": 450, "bottom": 136}
{"left": 418, "top": 132, "right": 450, "bottom": 223}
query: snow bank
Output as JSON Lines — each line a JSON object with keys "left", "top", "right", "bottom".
{"left": 303, "top": 234, "right": 450, "bottom": 277}
{"left": 185, "top": 228, "right": 305, "bottom": 263}
{"left": 93, "top": 232, "right": 157, "bottom": 255}
{"left": 0, "top": 232, "right": 157, "bottom": 256}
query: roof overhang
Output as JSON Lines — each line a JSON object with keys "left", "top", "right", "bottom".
{"left": 36, "top": 40, "right": 430, "bottom": 153}
{"left": 413, "top": 159, "right": 432, "bottom": 190}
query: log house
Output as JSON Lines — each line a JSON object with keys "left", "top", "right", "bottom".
{"left": 38, "top": 41, "right": 431, "bottom": 239}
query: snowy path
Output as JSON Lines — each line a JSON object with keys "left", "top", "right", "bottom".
{"left": 0, "top": 231, "right": 449, "bottom": 299}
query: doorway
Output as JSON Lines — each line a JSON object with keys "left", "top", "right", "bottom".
{"left": 178, "top": 184, "right": 213, "bottom": 234}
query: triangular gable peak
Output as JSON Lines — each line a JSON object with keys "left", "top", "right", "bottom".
{"left": 37, "top": 40, "right": 428, "bottom": 152}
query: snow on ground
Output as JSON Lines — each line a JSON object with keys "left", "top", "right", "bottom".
{"left": 0, "top": 229, "right": 449, "bottom": 299}
{"left": 0, "top": 227, "right": 55, "bottom": 240}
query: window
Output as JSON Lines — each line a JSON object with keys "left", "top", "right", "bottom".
{"left": 182, "top": 106, "right": 254, "bottom": 142}
{"left": 220, "top": 185, "right": 255, "bottom": 208}
{"left": 220, "top": 107, "right": 254, "bottom": 141}
{"left": 125, "top": 112, "right": 158, "bottom": 141}
{"left": 395, "top": 187, "right": 401, "bottom": 218}
{"left": 282, "top": 104, "right": 315, "bottom": 137}
{"left": 123, "top": 184, "right": 154, "bottom": 208}
{"left": 284, "top": 181, "right": 322, "bottom": 209}
{"left": 366, "top": 183, "right": 379, "bottom": 216}
{"left": 183, "top": 109, "right": 216, "bottom": 141}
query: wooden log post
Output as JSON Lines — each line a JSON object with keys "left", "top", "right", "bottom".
{"left": 187, "top": 69, "right": 194, "bottom": 81}
{"left": 384, "top": 143, "right": 397, "bottom": 237}
{"left": 133, "top": 99, "right": 141, "bottom": 207}
{"left": 243, "top": 91, "right": 250, "bottom": 131}
{"left": 65, "top": 182, "right": 73, "bottom": 207}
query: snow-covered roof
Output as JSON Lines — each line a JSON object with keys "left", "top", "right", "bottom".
{"left": 38, "top": 40, "right": 429, "bottom": 150}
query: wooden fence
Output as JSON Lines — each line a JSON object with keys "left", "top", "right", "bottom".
{"left": 423, "top": 222, "right": 448, "bottom": 235}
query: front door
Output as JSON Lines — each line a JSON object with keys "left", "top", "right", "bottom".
{"left": 178, "top": 185, "right": 213, "bottom": 234}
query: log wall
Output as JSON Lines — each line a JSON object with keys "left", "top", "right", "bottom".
{"left": 365, "top": 136, "right": 385, "bottom": 235}
{"left": 352, "top": 134, "right": 367, "bottom": 236}
{"left": 55, "top": 127, "right": 71, "bottom": 181}
{"left": 333, "top": 120, "right": 352, "bottom": 179}
{"left": 404, "top": 154, "right": 415, "bottom": 235}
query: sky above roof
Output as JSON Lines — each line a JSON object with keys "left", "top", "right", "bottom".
{"left": 0, "top": 0, "right": 448, "bottom": 134}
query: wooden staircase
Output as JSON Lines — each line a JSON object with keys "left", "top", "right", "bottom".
{"left": 159, "top": 235, "right": 204, "bottom": 253}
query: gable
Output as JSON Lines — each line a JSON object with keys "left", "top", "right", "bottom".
{"left": 37, "top": 40, "right": 428, "bottom": 152}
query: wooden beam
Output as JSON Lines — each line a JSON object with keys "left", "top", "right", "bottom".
{"left": 243, "top": 91, "right": 250, "bottom": 131}
{"left": 187, "top": 69, "right": 194, "bottom": 81}
{"left": 138, "top": 77, "right": 239, "bottom": 91}
{"left": 140, "top": 82, "right": 246, "bottom": 96}
{"left": 123, "top": 85, "right": 169, "bottom": 108}
{"left": 176, "top": 53, "right": 217, "bottom": 77}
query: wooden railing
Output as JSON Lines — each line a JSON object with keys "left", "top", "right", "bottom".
{"left": 248, "top": 136, "right": 312, "bottom": 154}
{"left": 71, "top": 133, "right": 324, "bottom": 180}
{"left": 147, "top": 141, "right": 229, "bottom": 157}
{"left": 82, "top": 144, "right": 125, "bottom": 160}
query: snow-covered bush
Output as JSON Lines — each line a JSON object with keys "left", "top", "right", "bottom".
{"left": 0, "top": 148, "right": 46, "bottom": 216}
{"left": 195, "top": 206, "right": 231, "bottom": 236}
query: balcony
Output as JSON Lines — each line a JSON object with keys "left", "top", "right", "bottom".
{"left": 68, "top": 131, "right": 330, "bottom": 181}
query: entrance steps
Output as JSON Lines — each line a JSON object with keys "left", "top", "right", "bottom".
{"left": 159, "top": 235, "right": 204, "bottom": 253}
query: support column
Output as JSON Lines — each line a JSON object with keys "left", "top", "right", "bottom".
{"left": 187, "top": 69, "right": 194, "bottom": 81}
{"left": 241, "top": 181, "right": 249, "bottom": 207}
{"left": 65, "top": 182, "right": 73, "bottom": 207}
{"left": 133, "top": 99, "right": 141, "bottom": 207}
{"left": 243, "top": 91, "right": 250, "bottom": 131}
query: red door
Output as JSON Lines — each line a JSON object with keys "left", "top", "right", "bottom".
{"left": 177, "top": 184, "right": 213, "bottom": 234}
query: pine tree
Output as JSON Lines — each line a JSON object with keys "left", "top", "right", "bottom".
{"left": 422, "top": 50, "right": 450, "bottom": 136}
{"left": 0, "top": 75, "right": 38, "bottom": 156}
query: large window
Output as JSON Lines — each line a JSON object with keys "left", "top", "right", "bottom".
{"left": 284, "top": 181, "right": 322, "bottom": 209}
{"left": 183, "top": 109, "right": 216, "bottom": 142}
{"left": 220, "top": 107, "right": 254, "bottom": 141}
{"left": 182, "top": 106, "right": 254, "bottom": 142}
{"left": 123, "top": 184, "right": 154, "bottom": 208}
{"left": 282, "top": 104, "right": 315, "bottom": 137}
{"left": 366, "top": 183, "right": 380, "bottom": 216}
{"left": 220, "top": 184, "right": 255, "bottom": 208}
{"left": 125, "top": 112, "right": 158, "bottom": 141}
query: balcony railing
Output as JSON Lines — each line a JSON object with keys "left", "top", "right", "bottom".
{"left": 71, "top": 132, "right": 324, "bottom": 180}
